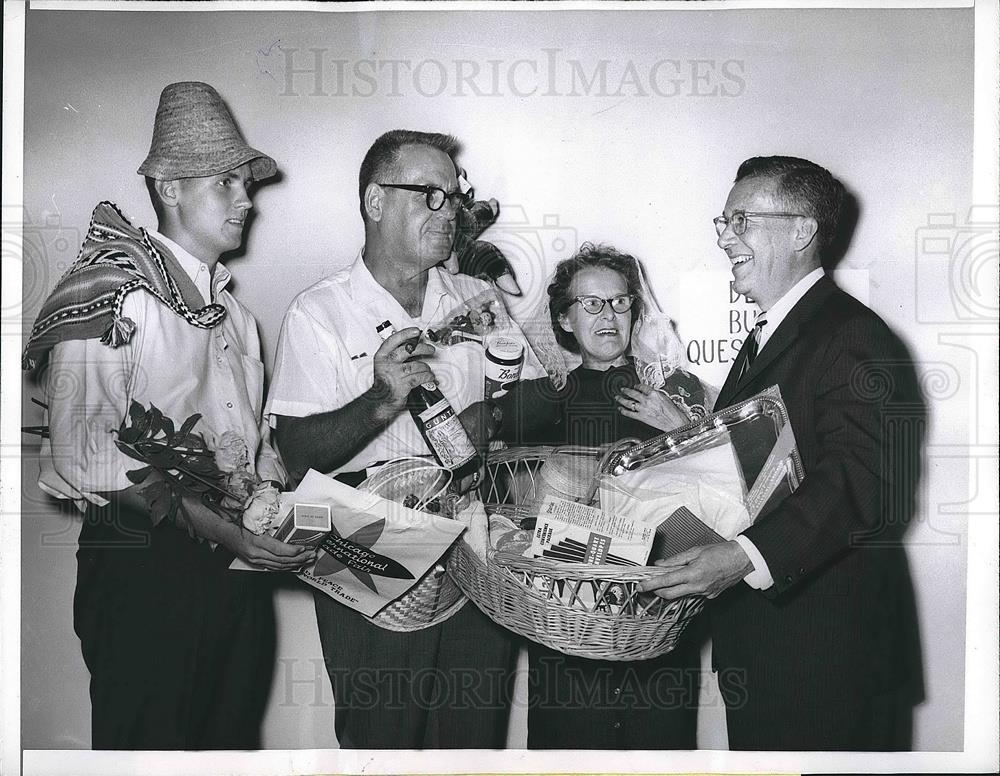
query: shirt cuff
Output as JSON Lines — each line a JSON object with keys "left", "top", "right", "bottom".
{"left": 734, "top": 534, "right": 775, "bottom": 590}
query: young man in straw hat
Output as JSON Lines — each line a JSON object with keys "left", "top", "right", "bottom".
{"left": 25, "top": 81, "right": 311, "bottom": 750}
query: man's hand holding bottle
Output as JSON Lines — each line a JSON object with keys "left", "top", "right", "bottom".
{"left": 371, "top": 323, "right": 484, "bottom": 496}
{"left": 369, "top": 327, "right": 435, "bottom": 421}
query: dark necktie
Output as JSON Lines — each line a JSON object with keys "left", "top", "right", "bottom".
{"left": 737, "top": 313, "right": 768, "bottom": 382}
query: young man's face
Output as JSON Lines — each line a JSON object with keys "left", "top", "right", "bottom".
{"left": 174, "top": 163, "right": 254, "bottom": 262}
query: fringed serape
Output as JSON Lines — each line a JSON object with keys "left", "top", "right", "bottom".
{"left": 22, "top": 201, "right": 227, "bottom": 369}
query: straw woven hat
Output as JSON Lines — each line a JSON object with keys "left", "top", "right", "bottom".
{"left": 137, "top": 81, "right": 277, "bottom": 180}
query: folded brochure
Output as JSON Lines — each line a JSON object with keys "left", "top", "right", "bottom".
{"left": 231, "top": 469, "right": 466, "bottom": 617}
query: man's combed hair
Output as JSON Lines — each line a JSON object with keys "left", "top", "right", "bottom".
{"left": 358, "top": 130, "right": 461, "bottom": 220}
{"left": 547, "top": 242, "right": 644, "bottom": 354}
{"left": 735, "top": 156, "right": 845, "bottom": 253}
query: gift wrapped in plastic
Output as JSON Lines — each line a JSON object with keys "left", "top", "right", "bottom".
{"left": 600, "top": 384, "right": 804, "bottom": 557}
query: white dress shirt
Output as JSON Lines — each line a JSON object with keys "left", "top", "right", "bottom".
{"left": 265, "top": 252, "right": 544, "bottom": 475}
{"left": 735, "top": 266, "right": 825, "bottom": 589}
{"left": 38, "top": 230, "right": 284, "bottom": 508}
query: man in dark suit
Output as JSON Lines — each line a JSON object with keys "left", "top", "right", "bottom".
{"left": 641, "top": 156, "right": 924, "bottom": 750}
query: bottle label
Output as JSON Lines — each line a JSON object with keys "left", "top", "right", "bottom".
{"left": 484, "top": 336, "right": 525, "bottom": 399}
{"left": 417, "top": 402, "right": 477, "bottom": 470}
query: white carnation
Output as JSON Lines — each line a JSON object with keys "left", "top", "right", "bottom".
{"left": 215, "top": 431, "right": 249, "bottom": 473}
{"left": 242, "top": 482, "right": 281, "bottom": 535}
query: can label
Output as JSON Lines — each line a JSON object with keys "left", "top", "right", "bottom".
{"left": 484, "top": 337, "right": 525, "bottom": 398}
{"left": 417, "top": 401, "right": 477, "bottom": 469}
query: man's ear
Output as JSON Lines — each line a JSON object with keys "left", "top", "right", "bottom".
{"left": 363, "top": 182, "right": 383, "bottom": 222}
{"left": 155, "top": 179, "right": 182, "bottom": 209}
{"left": 794, "top": 216, "right": 819, "bottom": 252}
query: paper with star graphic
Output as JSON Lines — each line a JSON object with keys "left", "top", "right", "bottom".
{"left": 282, "top": 469, "right": 466, "bottom": 616}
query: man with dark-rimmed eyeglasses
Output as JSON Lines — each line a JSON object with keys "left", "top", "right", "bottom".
{"left": 642, "top": 156, "right": 924, "bottom": 751}
{"left": 265, "top": 129, "right": 542, "bottom": 749}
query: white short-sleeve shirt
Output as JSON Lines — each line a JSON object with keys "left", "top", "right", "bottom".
{"left": 266, "top": 252, "right": 544, "bottom": 475}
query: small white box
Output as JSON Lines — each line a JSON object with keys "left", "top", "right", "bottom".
{"left": 272, "top": 502, "right": 332, "bottom": 545}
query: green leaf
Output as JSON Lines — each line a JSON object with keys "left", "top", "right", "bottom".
{"left": 128, "top": 400, "right": 145, "bottom": 427}
{"left": 132, "top": 409, "right": 151, "bottom": 440}
{"left": 160, "top": 415, "right": 175, "bottom": 441}
{"left": 146, "top": 483, "right": 169, "bottom": 527}
{"left": 154, "top": 408, "right": 168, "bottom": 439}
{"left": 138, "top": 478, "right": 164, "bottom": 500}
{"left": 178, "top": 413, "right": 202, "bottom": 440}
{"left": 125, "top": 465, "right": 152, "bottom": 484}
{"left": 154, "top": 449, "right": 184, "bottom": 468}
{"left": 116, "top": 425, "right": 141, "bottom": 445}
{"left": 115, "top": 442, "right": 149, "bottom": 463}
{"left": 187, "top": 458, "right": 215, "bottom": 475}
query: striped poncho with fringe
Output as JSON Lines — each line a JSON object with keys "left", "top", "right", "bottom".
{"left": 22, "top": 201, "right": 227, "bottom": 369}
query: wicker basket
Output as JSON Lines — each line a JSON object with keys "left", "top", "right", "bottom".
{"left": 360, "top": 460, "right": 468, "bottom": 632}
{"left": 369, "top": 555, "right": 466, "bottom": 632}
{"left": 448, "top": 445, "right": 705, "bottom": 661}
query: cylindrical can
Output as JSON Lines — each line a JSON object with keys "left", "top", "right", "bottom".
{"left": 484, "top": 336, "right": 525, "bottom": 399}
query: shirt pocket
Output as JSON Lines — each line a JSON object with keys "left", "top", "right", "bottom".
{"left": 241, "top": 354, "right": 265, "bottom": 419}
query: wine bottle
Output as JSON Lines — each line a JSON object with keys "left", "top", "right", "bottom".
{"left": 376, "top": 321, "right": 482, "bottom": 480}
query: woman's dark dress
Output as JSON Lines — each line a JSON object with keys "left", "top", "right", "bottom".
{"left": 496, "top": 363, "right": 701, "bottom": 749}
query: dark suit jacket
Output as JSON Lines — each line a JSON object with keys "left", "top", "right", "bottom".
{"left": 711, "top": 276, "right": 924, "bottom": 712}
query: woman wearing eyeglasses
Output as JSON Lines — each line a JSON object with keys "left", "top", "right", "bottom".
{"left": 495, "top": 242, "right": 688, "bottom": 446}
{"left": 493, "top": 242, "right": 700, "bottom": 750}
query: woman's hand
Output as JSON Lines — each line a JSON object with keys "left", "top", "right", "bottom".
{"left": 616, "top": 384, "right": 689, "bottom": 432}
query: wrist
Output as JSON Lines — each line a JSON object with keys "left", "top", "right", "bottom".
{"left": 363, "top": 383, "right": 401, "bottom": 425}
{"left": 729, "top": 539, "right": 754, "bottom": 577}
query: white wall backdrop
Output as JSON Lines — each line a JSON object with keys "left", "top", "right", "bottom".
{"left": 16, "top": 3, "right": 987, "bottom": 760}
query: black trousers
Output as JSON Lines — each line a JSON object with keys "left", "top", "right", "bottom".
{"left": 526, "top": 630, "right": 701, "bottom": 750}
{"left": 74, "top": 503, "right": 276, "bottom": 750}
{"left": 313, "top": 593, "right": 515, "bottom": 749}
{"left": 725, "top": 686, "right": 914, "bottom": 751}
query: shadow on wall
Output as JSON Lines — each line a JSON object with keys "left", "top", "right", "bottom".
{"left": 823, "top": 186, "right": 860, "bottom": 273}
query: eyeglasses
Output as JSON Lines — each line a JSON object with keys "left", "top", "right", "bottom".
{"left": 713, "top": 210, "right": 807, "bottom": 236}
{"left": 378, "top": 183, "right": 473, "bottom": 212}
{"left": 571, "top": 294, "right": 635, "bottom": 315}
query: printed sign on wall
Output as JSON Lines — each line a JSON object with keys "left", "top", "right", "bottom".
{"left": 670, "top": 269, "right": 870, "bottom": 389}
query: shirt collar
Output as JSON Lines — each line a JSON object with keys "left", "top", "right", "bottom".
{"left": 347, "top": 249, "right": 385, "bottom": 300}
{"left": 758, "top": 266, "right": 825, "bottom": 348}
{"left": 420, "top": 267, "right": 453, "bottom": 323}
{"left": 149, "top": 229, "right": 231, "bottom": 303}
{"left": 348, "top": 250, "right": 451, "bottom": 325}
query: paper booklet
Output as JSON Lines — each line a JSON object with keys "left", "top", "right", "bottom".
{"left": 526, "top": 494, "right": 655, "bottom": 566}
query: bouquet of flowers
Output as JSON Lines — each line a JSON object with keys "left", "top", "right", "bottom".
{"left": 114, "top": 400, "right": 281, "bottom": 538}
